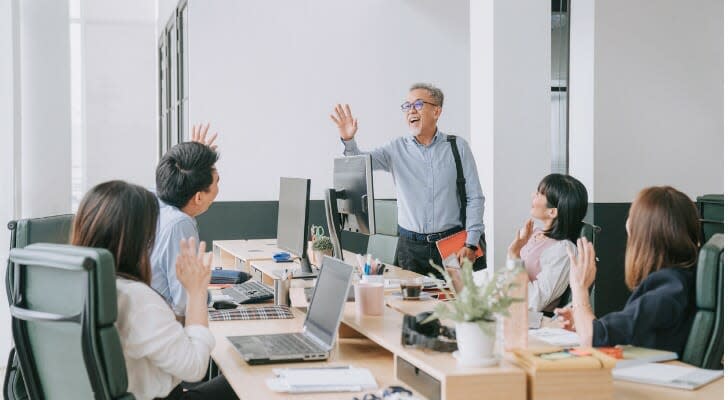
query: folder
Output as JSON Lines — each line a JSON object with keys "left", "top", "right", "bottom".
{"left": 435, "top": 230, "right": 483, "bottom": 261}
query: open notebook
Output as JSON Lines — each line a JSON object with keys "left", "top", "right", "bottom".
{"left": 612, "top": 363, "right": 723, "bottom": 390}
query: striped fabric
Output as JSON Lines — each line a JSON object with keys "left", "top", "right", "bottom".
{"left": 208, "top": 305, "right": 294, "bottom": 321}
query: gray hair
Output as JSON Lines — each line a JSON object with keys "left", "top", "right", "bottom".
{"left": 409, "top": 83, "right": 444, "bottom": 107}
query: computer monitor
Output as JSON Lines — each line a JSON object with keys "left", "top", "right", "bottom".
{"left": 276, "top": 177, "right": 314, "bottom": 275}
{"left": 333, "top": 155, "right": 376, "bottom": 235}
{"left": 324, "top": 155, "right": 376, "bottom": 260}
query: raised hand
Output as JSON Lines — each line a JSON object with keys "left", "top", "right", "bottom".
{"left": 508, "top": 219, "right": 534, "bottom": 259}
{"left": 567, "top": 237, "right": 597, "bottom": 293}
{"left": 190, "top": 123, "right": 219, "bottom": 151}
{"left": 329, "top": 104, "right": 358, "bottom": 140}
{"left": 175, "top": 237, "right": 212, "bottom": 297}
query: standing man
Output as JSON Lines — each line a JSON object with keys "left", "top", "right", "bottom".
{"left": 151, "top": 124, "right": 220, "bottom": 318}
{"left": 330, "top": 83, "right": 485, "bottom": 276}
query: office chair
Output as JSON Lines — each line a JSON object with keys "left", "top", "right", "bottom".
{"left": 366, "top": 234, "right": 399, "bottom": 266}
{"left": 7, "top": 243, "right": 133, "bottom": 399}
{"left": 682, "top": 234, "right": 724, "bottom": 369}
{"left": 367, "top": 200, "right": 399, "bottom": 266}
{"left": 6, "top": 214, "right": 75, "bottom": 298}
{"left": 4, "top": 214, "right": 75, "bottom": 399}
{"left": 556, "top": 222, "right": 601, "bottom": 310}
{"left": 373, "top": 199, "right": 398, "bottom": 236}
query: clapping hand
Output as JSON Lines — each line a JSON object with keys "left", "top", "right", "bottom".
{"left": 567, "top": 237, "right": 597, "bottom": 293}
{"left": 175, "top": 237, "right": 212, "bottom": 297}
{"left": 508, "top": 219, "right": 534, "bottom": 259}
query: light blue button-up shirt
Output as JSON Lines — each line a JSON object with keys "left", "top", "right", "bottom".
{"left": 150, "top": 197, "right": 198, "bottom": 316}
{"left": 342, "top": 129, "right": 485, "bottom": 246}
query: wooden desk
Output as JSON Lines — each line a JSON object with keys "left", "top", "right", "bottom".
{"left": 213, "top": 239, "right": 283, "bottom": 272}
{"left": 208, "top": 239, "right": 724, "bottom": 399}
{"left": 209, "top": 309, "right": 422, "bottom": 399}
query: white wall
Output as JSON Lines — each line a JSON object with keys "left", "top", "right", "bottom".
{"left": 83, "top": 0, "right": 157, "bottom": 189}
{"left": 187, "top": 0, "right": 470, "bottom": 201}
{"left": 572, "top": 0, "right": 723, "bottom": 203}
{"left": 0, "top": 0, "right": 18, "bottom": 368}
{"left": 568, "top": 0, "right": 595, "bottom": 198}
{"left": 19, "top": 0, "right": 72, "bottom": 217}
{"left": 471, "top": 0, "right": 551, "bottom": 269}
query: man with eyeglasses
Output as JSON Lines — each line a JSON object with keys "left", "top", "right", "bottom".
{"left": 330, "top": 83, "right": 485, "bottom": 276}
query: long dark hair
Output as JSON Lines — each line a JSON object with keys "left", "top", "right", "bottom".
{"left": 537, "top": 174, "right": 588, "bottom": 242}
{"left": 625, "top": 186, "right": 699, "bottom": 290}
{"left": 71, "top": 180, "right": 159, "bottom": 284}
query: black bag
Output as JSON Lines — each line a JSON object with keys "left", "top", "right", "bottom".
{"left": 3, "top": 348, "right": 28, "bottom": 400}
{"left": 446, "top": 134, "right": 487, "bottom": 271}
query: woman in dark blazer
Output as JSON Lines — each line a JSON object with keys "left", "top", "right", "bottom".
{"left": 555, "top": 186, "right": 698, "bottom": 355}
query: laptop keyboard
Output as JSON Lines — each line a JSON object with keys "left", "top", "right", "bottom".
{"left": 263, "top": 333, "right": 322, "bottom": 355}
{"left": 222, "top": 280, "right": 274, "bottom": 304}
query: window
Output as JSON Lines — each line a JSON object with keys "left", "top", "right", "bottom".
{"left": 158, "top": 0, "right": 188, "bottom": 158}
{"left": 550, "top": 0, "right": 570, "bottom": 173}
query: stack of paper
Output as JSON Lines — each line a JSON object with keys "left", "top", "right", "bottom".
{"left": 266, "top": 366, "right": 377, "bottom": 393}
{"left": 613, "top": 363, "right": 723, "bottom": 390}
{"left": 528, "top": 327, "right": 581, "bottom": 347}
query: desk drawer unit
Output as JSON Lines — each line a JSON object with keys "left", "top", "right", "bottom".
{"left": 396, "top": 356, "right": 441, "bottom": 400}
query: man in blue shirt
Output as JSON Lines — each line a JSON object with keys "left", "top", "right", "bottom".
{"left": 151, "top": 125, "right": 220, "bottom": 317}
{"left": 330, "top": 83, "right": 486, "bottom": 275}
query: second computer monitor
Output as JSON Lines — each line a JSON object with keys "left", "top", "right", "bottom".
{"left": 276, "top": 177, "right": 313, "bottom": 273}
{"left": 334, "top": 155, "right": 376, "bottom": 235}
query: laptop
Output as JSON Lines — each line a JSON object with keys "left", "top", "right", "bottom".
{"left": 227, "top": 256, "right": 354, "bottom": 365}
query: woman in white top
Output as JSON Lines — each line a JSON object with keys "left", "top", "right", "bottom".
{"left": 507, "top": 174, "right": 588, "bottom": 313}
{"left": 71, "top": 180, "right": 237, "bottom": 400}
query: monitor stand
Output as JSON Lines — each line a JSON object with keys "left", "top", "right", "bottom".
{"left": 292, "top": 256, "right": 318, "bottom": 279}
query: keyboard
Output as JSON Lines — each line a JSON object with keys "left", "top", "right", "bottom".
{"left": 222, "top": 280, "right": 274, "bottom": 304}
{"left": 263, "top": 333, "right": 321, "bottom": 356}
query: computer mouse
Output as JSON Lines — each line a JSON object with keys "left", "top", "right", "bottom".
{"left": 212, "top": 300, "right": 239, "bottom": 310}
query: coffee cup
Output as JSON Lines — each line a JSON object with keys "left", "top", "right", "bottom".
{"left": 354, "top": 282, "right": 384, "bottom": 316}
{"left": 400, "top": 277, "right": 423, "bottom": 300}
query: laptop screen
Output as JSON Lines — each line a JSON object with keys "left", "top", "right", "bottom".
{"left": 303, "top": 256, "right": 354, "bottom": 347}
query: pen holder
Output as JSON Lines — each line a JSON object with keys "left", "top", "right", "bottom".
{"left": 274, "top": 278, "right": 290, "bottom": 307}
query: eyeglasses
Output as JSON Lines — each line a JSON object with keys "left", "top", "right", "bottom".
{"left": 400, "top": 99, "right": 439, "bottom": 112}
{"left": 352, "top": 386, "right": 414, "bottom": 400}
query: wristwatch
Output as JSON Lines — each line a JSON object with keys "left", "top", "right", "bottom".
{"left": 465, "top": 244, "right": 478, "bottom": 251}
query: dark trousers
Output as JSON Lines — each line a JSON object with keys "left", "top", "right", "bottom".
{"left": 160, "top": 376, "right": 238, "bottom": 400}
{"left": 395, "top": 236, "right": 444, "bottom": 277}
{"left": 395, "top": 236, "right": 486, "bottom": 277}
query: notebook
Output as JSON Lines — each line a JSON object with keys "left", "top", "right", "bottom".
{"left": 435, "top": 230, "right": 484, "bottom": 261}
{"left": 612, "top": 363, "right": 723, "bottom": 390}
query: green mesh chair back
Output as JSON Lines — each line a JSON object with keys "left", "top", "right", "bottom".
{"left": 556, "top": 222, "right": 601, "bottom": 309}
{"left": 682, "top": 234, "right": 724, "bottom": 369}
{"left": 7, "top": 243, "right": 133, "bottom": 399}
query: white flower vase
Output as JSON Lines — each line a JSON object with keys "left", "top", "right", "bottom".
{"left": 454, "top": 321, "right": 498, "bottom": 367}
{"left": 312, "top": 249, "right": 332, "bottom": 265}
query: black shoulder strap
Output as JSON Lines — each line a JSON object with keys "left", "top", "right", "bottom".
{"left": 447, "top": 135, "right": 467, "bottom": 228}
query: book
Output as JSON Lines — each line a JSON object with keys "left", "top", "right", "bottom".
{"left": 513, "top": 347, "right": 617, "bottom": 371}
{"left": 598, "top": 345, "right": 678, "bottom": 368}
{"left": 435, "top": 230, "right": 483, "bottom": 261}
{"left": 612, "top": 363, "right": 723, "bottom": 390}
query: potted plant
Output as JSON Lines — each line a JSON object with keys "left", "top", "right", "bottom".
{"left": 426, "top": 259, "right": 523, "bottom": 366}
{"left": 310, "top": 235, "right": 333, "bottom": 265}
